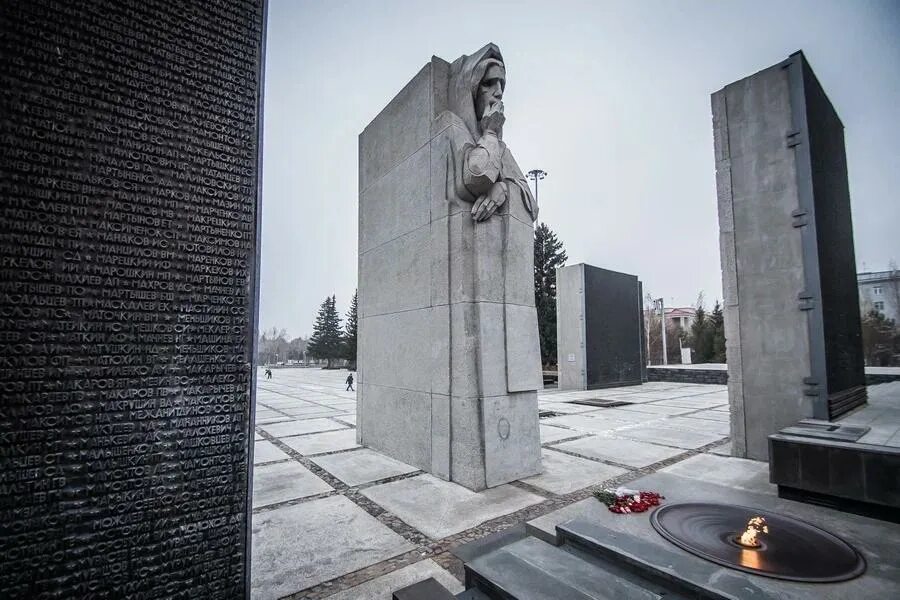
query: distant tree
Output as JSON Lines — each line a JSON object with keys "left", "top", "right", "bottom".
{"left": 861, "top": 309, "right": 899, "bottom": 366}
{"left": 288, "top": 336, "right": 308, "bottom": 362}
{"left": 257, "top": 327, "right": 288, "bottom": 365}
{"left": 681, "top": 293, "right": 727, "bottom": 364}
{"left": 710, "top": 300, "right": 726, "bottom": 363}
{"left": 307, "top": 295, "right": 343, "bottom": 368}
{"left": 343, "top": 290, "right": 358, "bottom": 366}
{"left": 889, "top": 260, "right": 900, "bottom": 320}
{"left": 688, "top": 293, "right": 712, "bottom": 363}
{"left": 534, "top": 223, "right": 568, "bottom": 366}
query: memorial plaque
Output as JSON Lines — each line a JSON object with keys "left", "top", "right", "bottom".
{"left": 0, "top": 1, "right": 265, "bottom": 597}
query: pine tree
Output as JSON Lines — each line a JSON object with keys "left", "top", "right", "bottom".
{"left": 689, "top": 293, "right": 709, "bottom": 363}
{"left": 343, "top": 290, "right": 358, "bottom": 365}
{"left": 307, "top": 295, "right": 343, "bottom": 368}
{"left": 533, "top": 222, "right": 568, "bottom": 366}
{"left": 710, "top": 300, "right": 726, "bottom": 363}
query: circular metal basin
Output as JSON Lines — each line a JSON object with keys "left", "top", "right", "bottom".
{"left": 650, "top": 502, "right": 866, "bottom": 582}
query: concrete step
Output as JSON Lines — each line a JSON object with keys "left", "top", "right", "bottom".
{"left": 455, "top": 589, "right": 492, "bottom": 599}
{"left": 392, "top": 577, "right": 457, "bottom": 600}
{"left": 556, "top": 519, "right": 759, "bottom": 600}
{"left": 465, "top": 536, "right": 667, "bottom": 600}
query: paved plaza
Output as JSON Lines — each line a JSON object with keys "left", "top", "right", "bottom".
{"left": 251, "top": 367, "right": 739, "bottom": 599}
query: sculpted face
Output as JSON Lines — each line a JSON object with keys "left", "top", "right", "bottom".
{"left": 475, "top": 62, "right": 505, "bottom": 119}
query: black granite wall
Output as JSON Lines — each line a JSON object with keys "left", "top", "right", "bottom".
{"left": 583, "top": 266, "right": 643, "bottom": 389}
{"left": 800, "top": 57, "right": 867, "bottom": 406}
{"left": 646, "top": 368, "right": 729, "bottom": 385}
{"left": 0, "top": 1, "right": 265, "bottom": 597}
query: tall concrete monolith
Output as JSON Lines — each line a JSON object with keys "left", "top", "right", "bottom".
{"left": 357, "top": 44, "right": 542, "bottom": 490}
{"left": 713, "top": 51, "right": 865, "bottom": 460}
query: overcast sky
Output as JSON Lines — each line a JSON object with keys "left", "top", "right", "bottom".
{"left": 260, "top": 0, "right": 900, "bottom": 339}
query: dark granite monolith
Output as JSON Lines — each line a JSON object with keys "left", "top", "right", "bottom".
{"left": 557, "top": 264, "right": 645, "bottom": 390}
{"left": 0, "top": 1, "right": 265, "bottom": 597}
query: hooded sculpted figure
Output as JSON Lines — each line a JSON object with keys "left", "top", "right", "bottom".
{"left": 356, "top": 43, "right": 542, "bottom": 490}
{"left": 444, "top": 43, "right": 542, "bottom": 400}
{"left": 447, "top": 44, "right": 538, "bottom": 224}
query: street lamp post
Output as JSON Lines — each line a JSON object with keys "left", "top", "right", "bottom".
{"left": 654, "top": 298, "right": 668, "bottom": 366}
{"left": 526, "top": 169, "right": 547, "bottom": 206}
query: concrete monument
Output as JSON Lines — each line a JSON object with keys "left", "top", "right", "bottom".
{"left": 713, "top": 51, "right": 866, "bottom": 460}
{"left": 357, "top": 44, "right": 542, "bottom": 490}
{"left": 557, "top": 264, "right": 646, "bottom": 390}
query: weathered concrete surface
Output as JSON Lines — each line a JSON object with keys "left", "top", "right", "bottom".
{"left": 253, "top": 440, "right": 290, "bottom": 465}
{"left": 361, "top": 473, "right": 543, "bottom": 539}
{"left": 251, "top": 496, "right": 415, "bottom": 599}
{"left": 557, "top": 263, "right": 586, "bottom": 390}
{"left": 259, "top": 417, "right": 348, "bottom": 438}
{"left": 553, "top": 436, "right": 686, "bottom": 468}
{"left": 251, "top": 461, "right": 332, "bottom": 508}
{"left": 281, "top": 429, "right": 360, "bottom": 456}
{"left": 311, "top": 448, "right": 420, "bottom": 486}
{"left": 324, "top": 560, "right": 464, "bottom": 600}
{"left": 521, "top": 449, "right": 628, "bottom": 495}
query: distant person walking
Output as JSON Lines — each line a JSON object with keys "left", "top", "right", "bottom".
{"left": 265, "top": 368, "right": 272, "bottom": 380}
{"left": 345, "top": 373, "right": 354, "bottom": 391}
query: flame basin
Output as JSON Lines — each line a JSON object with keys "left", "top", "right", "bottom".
{"left": 649, "top": 502, "right": 866, "bottom": 582}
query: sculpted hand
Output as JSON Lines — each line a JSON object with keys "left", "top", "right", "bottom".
{"left": 480, "top": 100, "right": 505, "bottom": 134}
{"left": 472, "top": 181, "right": 508, "bottom": 221}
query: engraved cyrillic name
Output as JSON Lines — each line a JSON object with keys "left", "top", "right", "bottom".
{"left": 0, "top": 0, "right": 261, "bottom": 597}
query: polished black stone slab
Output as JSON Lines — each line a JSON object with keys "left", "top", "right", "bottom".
{"left": 769, "top": 433, "right": 900, "bottom": 519}
{"left": 0, "top": 1, "right": 265, "bottom": 597}
{"left": 583, "top": 265, "right": 644, "bottom": 389}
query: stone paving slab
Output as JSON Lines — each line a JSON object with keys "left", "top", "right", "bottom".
{"left": 552, "top": 435, "right": 686, "bottom": 468}
{"left": 658, "top": 453, "right": 775, "bottom": 494}
{"left": 361, "top": 474, "right": 544, "bottom": 539}
{"left": 336, "top": 414, "right": 357, "bottom": 426}
{"left": 587, "top": 393, "right": 668, "bottom": 404}
{"left": 538, "top": 402, "right": 605, "bottom": 414}
{"left": 521, "top": 449, "right": 628, "bottom": 495}
{"left": 312, "top": 448, "right": 419, "bottom": 486}
{"left": 680, "top": 410, "right": 730, "bottom": 423}
{"left": 259, "top": 417, "right": 349, "bottom": 438}
{"left": 540, "top": 414, "right": 638, "bottom": 434}
{"left": 612, "top": 403, "right": 698, "bottom": 416}
{"left": 614, "top": 424, "right": 726, "bottom": 449}
{"left": 254, "top": 440, "right": 290, "bottom": 465}
{"left": 251, "top": 496, "right": 415, "bottom": 599}
{"left": 282, "top": 409, "right": 347, "bottom": 419}
{"left": 252, "top": 461, "right": 333, "bottom": 508}
{"left": 540, "top": 424, "right": 583, "bottom": 444}
{"left": 321, "top": 559, "right": 464, "bottom": 600}
{"left": 664, "top": 416, "right": 731, "bottom": 436}
{"left": 281, "top": 428, "right": 361, "bottom": 455}
{"left": 579, "top": 407, "right": 659, "bottom": 422}
{"left": 708, "top": 442, "right": 732, "bottom": 456}
{"left": 256, "top": 416, "right": 294, "bottom": 425}
{"left": 662, "top": 397, "right": 729, "bottom": 409}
